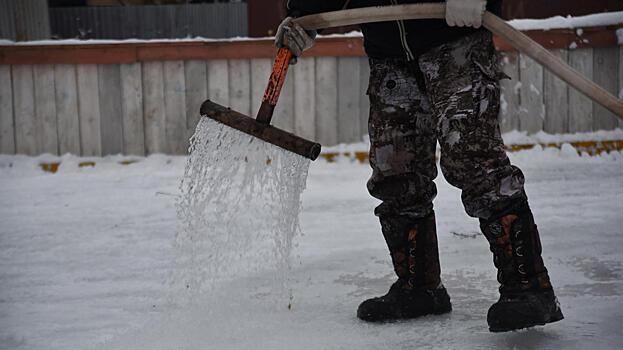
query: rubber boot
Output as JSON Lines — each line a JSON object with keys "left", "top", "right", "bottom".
{"left": 480, "top": 201, "right": 564, "bottom": 332}
{"left": 357, "top": 212, "right": 452, "bottom": 322}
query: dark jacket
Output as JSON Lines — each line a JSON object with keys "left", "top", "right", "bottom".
{"left": 286, "top": 0, "right": 502, "bottom": 60}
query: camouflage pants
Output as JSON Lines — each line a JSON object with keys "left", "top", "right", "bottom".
{"left": 367, "top": 30, "right": 527, "bottom": 221}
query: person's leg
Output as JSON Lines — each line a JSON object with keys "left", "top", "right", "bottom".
{"left": 357, "top": 58, "right": 451, "bottom": 322}
{"left": 419, "top": 30, "right": 563, "bottom": 331}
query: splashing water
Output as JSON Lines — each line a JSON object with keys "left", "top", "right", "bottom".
{"left": 173, "top": 117, "right": 310, "bottom": 304}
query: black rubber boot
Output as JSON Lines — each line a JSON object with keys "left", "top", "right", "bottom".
{"left": 357, "top": 212, "right": 452, "bottom": 322}
{"left": 487, "top": 289, "right": 563, "bottom": 332}
{"left": 480, "top": 201, "right": 563, "bottom": 332}
{"left": 357, "top": 280, "right": 452, "bottom": 322}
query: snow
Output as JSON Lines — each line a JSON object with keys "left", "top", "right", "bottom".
{"left": 0, "top": 36, "right": 277, "bottom": 46}
{"left": 508, "top": 11, "right": 623, "bottom": 31}
{"left": 1, "top": 146, "right": 623, "bottom": 350}
{"left": 321, "top": 129, "right": 623, "bottom": 155}
{"left": 0, "top": 32, "right": 363, "bottom": 47}
{"left": 502, "top": 128, "right": 623, "bottom": 145}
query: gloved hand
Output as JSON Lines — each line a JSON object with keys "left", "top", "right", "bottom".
{"left": 274, "top": 17, "right": 317, "bottom": 64}
{"left": 445, "top": 0, "right": 487, "bottom": 28}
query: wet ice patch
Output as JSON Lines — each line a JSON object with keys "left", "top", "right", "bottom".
{"left": 174, "top": 117, "right": 310, "bottom": 304}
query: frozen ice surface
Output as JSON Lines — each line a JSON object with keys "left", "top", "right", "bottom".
{"left": 0, "top": 147, "right": 623, "bottom": 350}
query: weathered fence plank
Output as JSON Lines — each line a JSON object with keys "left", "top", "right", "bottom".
{"left": 228, "top": 59, "right": 251, "bottom": 116}
{"left": 273, "top": 70, "right": 295, "bottom": 133}
{"left": 338, "top": 57, "right": 362, "bottom": 143}
{"left": 315, "top": 57, "right": 338, "bottom": 145}
{"left": 620, "top": 46, "right": 623, "bottom": 128}
{"left": 163, "top": 60, "right": 188, "bottom": 154}
{"left": 33, "top": 65, "right": 58, "bottom": 154}
{"left": 12, "top": 65, "right": 37, "bottom": 155}
{"left": 98, "top": 64, "right": 123, "bottom": 155}
{"left": 293, "top": 57, "right": 316, "bottom": 141}
{"left": 55, "top": 64, "right": 81, "bottom": 155}
{"left": 518, "top": 53, "right": 544, "bottom": 133}
{"left": 184, "top": 60, "right": 207, "bottom": 134}
{"left": 0, "top": 65, "right": 15, "bottom": 154}
{"left": 142, "top": 61, "right": 167, "bottom": 154}
{"left": 250, "top": 58, "right": 272, "bottom": 117}
{"left": 568, "top": 48, "right": 594, "bottom": 132}
{"left": 592, "top": 47, "right": 619, "bottom": 130}
{"left": 76, "top": 64, "right": 102, "bottom": 156}
{"left": 120, "top": 63, "right": 145, "bottom": 156}
{"left": 207, "top": 59, "right": 229, "bottom": 108}
{"left": 543, "top": 49, "right": 569, "bottom": 134}
{"left": 499, "top": 52, "right": 521, "bottom": 133}
{"left": 359, "top": 57, "right": 371, "bottom": 138}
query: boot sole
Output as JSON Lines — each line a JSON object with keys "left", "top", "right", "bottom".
{"left": 489, "top": 310, "right": 564, "bottom": 333}
{"left": 358, "top": 303, "right": 452, "bottom": 323}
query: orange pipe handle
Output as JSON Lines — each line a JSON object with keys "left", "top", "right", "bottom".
{"left": 256, "top": 47, "right": 293, "bottom": 124}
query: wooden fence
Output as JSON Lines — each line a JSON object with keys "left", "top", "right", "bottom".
{"left": 48, "top": 3, "right": 248, "bottom": 40}
{"left": 499, "top": 47, "right": 622, "bottom": 134}
{"left": 0, "top": 26, "right": 621, "bottom": 157}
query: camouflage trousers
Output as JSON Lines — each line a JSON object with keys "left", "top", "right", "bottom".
{"left": 367, "top": 30, "right": 527, "bottom": 221}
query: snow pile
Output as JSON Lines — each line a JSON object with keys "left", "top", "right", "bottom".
{"left": 503, "top": 128, "right": 623, "bottom": 145}
{"left": 174, "top": 117, "right": 309, "bottom": 304}
{"left": 321, "top": 129, "right": 623, "bottom": 157}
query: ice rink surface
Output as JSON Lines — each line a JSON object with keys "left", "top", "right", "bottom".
{"left": 1, "top": 146, "right": 622, "bottom": 350}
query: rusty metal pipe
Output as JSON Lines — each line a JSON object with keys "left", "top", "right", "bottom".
{"left": 200, "top": 100, "right": 322, "bottom": 160}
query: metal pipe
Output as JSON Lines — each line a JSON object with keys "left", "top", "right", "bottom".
{"left": 200, "top": 100, "right": 322, "bottom": 160}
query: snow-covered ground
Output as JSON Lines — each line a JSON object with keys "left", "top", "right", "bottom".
{"left": 1, "top": 147, "right": 623, "bottom": 350}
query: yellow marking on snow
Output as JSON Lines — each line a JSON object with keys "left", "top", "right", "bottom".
{"left": 79, "top": 161, "right": 96, "bottom": 168}
{"left": 320, "top": 140, "right": 623, "bottom": 163}
{"left": 39, "top": 163, "right": 60, "bottom": 173}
